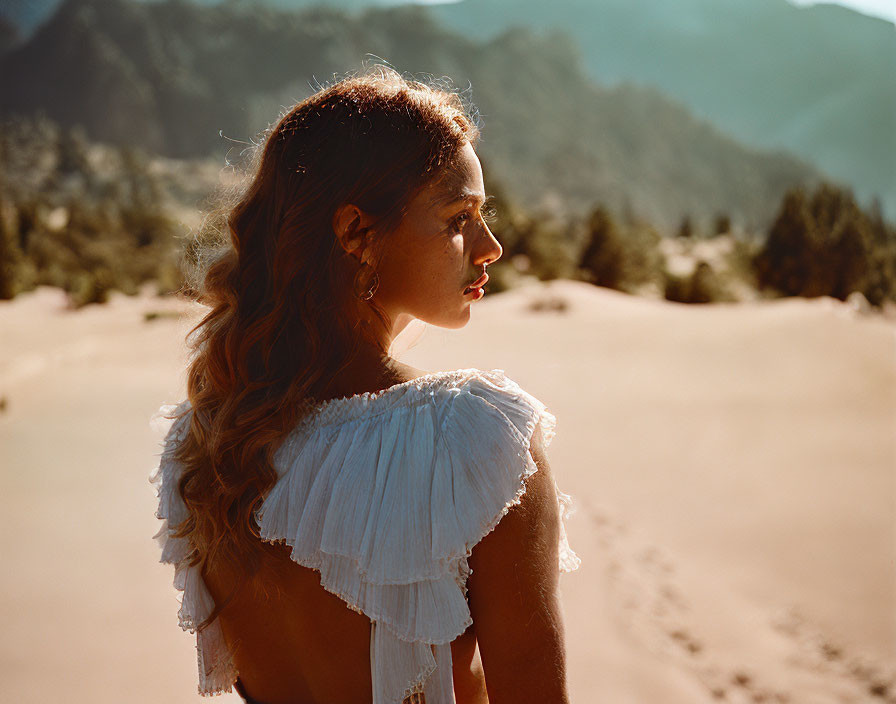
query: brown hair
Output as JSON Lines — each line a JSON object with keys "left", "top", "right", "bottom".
{"left": 168, "top": 65, "right": 480, "bottom": 625}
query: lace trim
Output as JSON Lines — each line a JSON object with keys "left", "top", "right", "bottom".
{"left": 290, "top": 368, "right": 505, "bottom": 432}
{"left": 399, "top": 644, "right": 437, "bottom": 703}
{"left": 307, "top": 368, "right": 494, "bottom": 409}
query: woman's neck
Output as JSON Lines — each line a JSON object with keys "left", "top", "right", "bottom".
{"left": 315, "top": 350, "right": 424, "bottom": 403}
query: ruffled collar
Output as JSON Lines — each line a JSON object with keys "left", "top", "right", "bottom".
{"left": 294, "top": 367, "right": 506, "bottom": 432}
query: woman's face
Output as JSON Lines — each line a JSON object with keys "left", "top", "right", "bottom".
{"left": 374, "top": 141, "right": 503, "bottom": 329}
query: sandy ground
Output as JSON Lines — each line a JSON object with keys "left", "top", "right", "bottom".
{"left": 0, "top": 281, "right": 893, "bottom": 704}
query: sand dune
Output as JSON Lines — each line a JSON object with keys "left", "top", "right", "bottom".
{"left": 1, "top": 282, "right": 893, "bottom": 703}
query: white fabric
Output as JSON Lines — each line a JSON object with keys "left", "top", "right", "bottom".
{"left": 151, "top": 367, "right": 581, "bottom": 702}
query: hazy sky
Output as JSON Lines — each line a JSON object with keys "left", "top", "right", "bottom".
{"left": 788, "top": 0, "right": 896, "bottom": 24}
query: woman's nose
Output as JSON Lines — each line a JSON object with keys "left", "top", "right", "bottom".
{"left": 476, "top": 223, "right": 503, "bottom": 267}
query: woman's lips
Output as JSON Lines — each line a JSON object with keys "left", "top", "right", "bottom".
{"left": 463, "top": 273, "right": 489, "bottom": 294}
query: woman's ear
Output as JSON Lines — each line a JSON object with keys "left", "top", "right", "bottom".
{"left": 333, "top": 203, "right": 374, "bottom": 261}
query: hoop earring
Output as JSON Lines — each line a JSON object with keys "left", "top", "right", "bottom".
{"left": 355, "top": 264, "right": 380, "bottom": 301}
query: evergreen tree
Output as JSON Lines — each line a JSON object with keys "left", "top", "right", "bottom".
{"left": 0, "top": 199, "right": 24, "bottom": 299}
{"left": 754, "top": 189, "right": 814, "bottom": 296}
{"left": 713, "top": 213, "right": 731, "bottom": 236}
{"left": 579, "top": 205, "right": 625, "bottom": 290}
{"left": 755, "top": 183, "right": 894, "bottom": 304}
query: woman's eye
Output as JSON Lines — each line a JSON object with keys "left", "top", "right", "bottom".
{"left": 450, "top": 203, "right": 497, "bottom": 233}
{"left": 450, "top": 212, "right": 471, "bottom": 232}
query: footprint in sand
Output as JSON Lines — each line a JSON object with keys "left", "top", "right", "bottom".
{"left": 585, "top": 502, "right": 895, "bottom": 702}
{"left": 770, "top": 607, "right": 896, "bottom": 703}
{"left": 584, "top": 503, "right": 794, "bottom": 704}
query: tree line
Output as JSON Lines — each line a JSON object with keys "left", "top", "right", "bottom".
{"left": 1, "top": 117, "right": 893, "bottom": 310}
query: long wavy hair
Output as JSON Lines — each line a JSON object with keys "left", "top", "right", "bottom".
{"left": 168, "top": 65, "right": 480, "bottom": 624}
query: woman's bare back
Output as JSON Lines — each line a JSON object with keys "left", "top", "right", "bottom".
{"left": 202, "top": 459, "right": 567, "bottom": 704}
{"left": 201, "top": 364, "right": 489, "bottom": 704}
{"left": 203, "top": 544, "right": 486, "bottom": 704}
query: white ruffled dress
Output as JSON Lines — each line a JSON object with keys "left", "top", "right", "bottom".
{"left": 151, "top": 368, "right": 581, "bottom": 703}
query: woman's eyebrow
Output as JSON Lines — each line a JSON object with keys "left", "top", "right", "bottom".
{"left": 433, "top": 189, "right": 487, "bottom": 208}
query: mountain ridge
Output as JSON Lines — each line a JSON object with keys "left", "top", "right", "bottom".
{"left": 425, "top": 0, "right": 896, "bottom": 217}
{"left": 0, "top": 0, "right": 822, "bottom": 228}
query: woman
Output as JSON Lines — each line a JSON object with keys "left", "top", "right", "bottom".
{"left": 151, "top": 65, "right": 580, "bottom": 704}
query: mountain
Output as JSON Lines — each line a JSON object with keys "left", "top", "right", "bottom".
{"left": 152, "top": 0, "right": 888, "bottom": 217}
{"left": 0, "top": 0, "right": 820, "bottom": 228}
{"left": 424, "top": 0, "right": 896, "bottom": 217}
